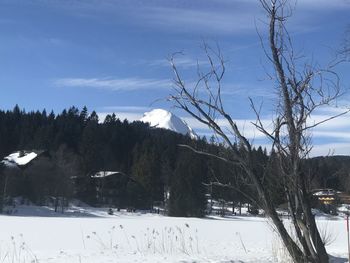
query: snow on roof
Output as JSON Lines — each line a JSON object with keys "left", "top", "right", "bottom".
{"left": 140, "top": 109, "right": 197, "bottom": 139}
{"left": 313, "top": 189, "right": 337, "bottom": 196}
{"left": 2, "top": 151, "right": 38, "bottom": 167}
{"left": 91, "top": 171, "right": 123, "bottom": 178}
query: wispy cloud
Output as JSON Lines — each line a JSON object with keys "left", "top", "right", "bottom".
{"left": 307, "top": 114, "right": 350, "bottom": 131}
{"left": 221, "top": 84, "right": 277, "bottom": 99}
{"left": 19, "top": 0, "right": 349, "bottom": 37}
{"left": 137, "top": 1, "right": 347, "bottom": 35}
{"left": 182, "top": 116, "right": 271, "bottom": 140}
{"left": 313, "top": 131, "right": 350, "bottom": 139}
{"left": 240, "top": 0, "right": 350, "bottom": 10}
{"left": 53, "top": 76, "right": 274, "bottom": 99}
{"left": 54, "top": 77, "right": 171, "bottom": 91}
{"left": 297, "top": 0, "right": 350, "bottom": 10}
{"left": 183, "top": 107, "right": 350, "bottom": 156}
{"left": 138, "top": 6, "right": 258, "bottom": 35}
{"left": 143, "top": 57, "right": 208, "bottom": 69}
{"left": 135, "top": 1, "right": 348, "bottom": 35}
{"left": 97, "top": 105, "right": 157, "bottom": 123}
{"left": 97, "top": 111, "right": 143, "bottom": 123}
{"left": 99, "top": 106, "right": 151, "bottom": 112}
{"left": 311, "top": 142, "right": 350, "bottom": 157}
{"left": 16, "top": 1, "right": 258, "bottom": 35}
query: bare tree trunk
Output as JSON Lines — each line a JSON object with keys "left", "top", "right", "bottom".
{"left": 54, "top": 196, "right": 58, "bottom": 213}
{"left": 300, "top": 181, "right": 329, "bottom": 262}
{"left": 1, "top": 173, "right": 9, "bottom": 213}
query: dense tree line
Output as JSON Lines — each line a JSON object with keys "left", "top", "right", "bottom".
{"left": 0, "top": 105, "right": 349, "bottom": 216}
{"left": 0, "top": 105, "right": 211, "bottom": 215}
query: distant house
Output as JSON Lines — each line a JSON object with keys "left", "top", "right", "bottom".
{"left": 91, "top": 171, "right": 149, "bottom": 209}
{"left": 0, "top": 150, "right": 49, "bottom": 209}
{"left": 311, "top": 188, "right": 350, "bottom": 214}
{"left": 312, "top": 189, "right": 339, "bottom": 205}
{"left": 1, "top": 150, "right": 49, "bottom": 170}
{"left": 91, "top": 171, "right": 131, "bottom": 207}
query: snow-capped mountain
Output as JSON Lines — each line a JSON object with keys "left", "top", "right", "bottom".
{"left": 140, "top": 109, "right": 197, "bottom": 139}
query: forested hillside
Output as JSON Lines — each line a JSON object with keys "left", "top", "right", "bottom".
{"left": 0, "top": 105, "right": 349, "bottom": 216}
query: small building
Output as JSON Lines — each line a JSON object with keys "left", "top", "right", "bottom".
{"left": 312, "top": 189, "right": 339, "bottom": 205}
{"left": 1, "top": 150, "right": 49, "bottom": 169}
{"left": 91, "top": 171, "right": 128, "bottom": 206}
{"left": 312, "top": 189, "right": 350, "bottom": 205}
{"left": 90, "top": 171, "right": 150, "bottom": 209}
{"left": 0, "top": 150, "right": 49, "bottom": 208}
{"left": 312, "top": 188, "right": 341, "bottom": 215}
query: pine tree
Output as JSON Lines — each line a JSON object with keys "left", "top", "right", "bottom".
{"left": 131, "top": 142, "right": 163, "bottom": 208}
{"left": 169, "top": 149, "right": 207, "bottom": 217}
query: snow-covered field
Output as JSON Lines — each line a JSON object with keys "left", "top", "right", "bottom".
{"left": 0, "top": 205, "right": 348, "bottom": 263}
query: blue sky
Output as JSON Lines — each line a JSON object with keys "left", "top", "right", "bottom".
{"left": 0, "top": 0, "right": 349, "bottom": 156}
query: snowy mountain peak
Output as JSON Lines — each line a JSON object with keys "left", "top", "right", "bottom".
{"left": 140, "top": 109, "right": 197, "bottom": 139}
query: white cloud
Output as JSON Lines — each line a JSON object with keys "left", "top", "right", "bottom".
{"left": 19, "top": 1, "right": 258, "bottom": 35}
{"left": 128, "top": 1, "right": 348, "bottom": 36}
{"left": 24, "top": 0, "right": 349, "bottom": 37}
{"left": 99, "top": 106, "right": 151, "bottom": 112}
{"left": 97, "top": 105, "right": 162, "bottom": 122}
{"left": 138, "top": 6, "right": 259, "bottom": 35}
{"left": 97, "top": 103, "right": 350, "bottom": 157}
{"left": 307, "top": 114, "right": 350, "bottom": 130}
{"left": 54, "top": 77, "right": 171, "bottom": 91}
{"left": 145, "top": 57, "right": 208, "bottom": 69}
{"left": 182, "top": 108, "right": 350, "bottom": 156}
{"left": 311, "top": 142, "right": 350, "bottom": 157}
{"left": 313, "top": 131, "right": 350, "bottom": 139}
{"left": 221, "top": 84, "right": 277, "bottom": 99}
{"left": 97, "top": 112, "right": 143, "bottom": 123}
{"left": 297, "top": 0, "right": 350, "bottom": 9}
{"left": 240, "top": 0, "right": 350, "bottom": 10}
{"left": 182, "top": 116, "right": 272, "bottom": 140}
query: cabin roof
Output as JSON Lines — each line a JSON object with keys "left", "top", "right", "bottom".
{"left": 91, "top": 171, "right": 124, "bottom": 178}
{"left": 1, "top": 150, "right": 47, "bottom": 168}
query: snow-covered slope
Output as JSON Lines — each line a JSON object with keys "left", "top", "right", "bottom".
{"left": 140, "top": 109, "right": 197, "bottom": 139}
{"left": 2, "top": 151, "right": 38, "bottom": 167}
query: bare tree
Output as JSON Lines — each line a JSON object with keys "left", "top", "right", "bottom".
{"left": 169, "top": 1, "right": 348, "bottom": 262}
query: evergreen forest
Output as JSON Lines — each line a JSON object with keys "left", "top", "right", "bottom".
{"left": 0, "top": 105, "right": 349, "bottom": 216}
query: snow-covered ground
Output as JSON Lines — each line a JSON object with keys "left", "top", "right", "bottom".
{"left": 0, "top": 204, "right": 348, "bottom": 263}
